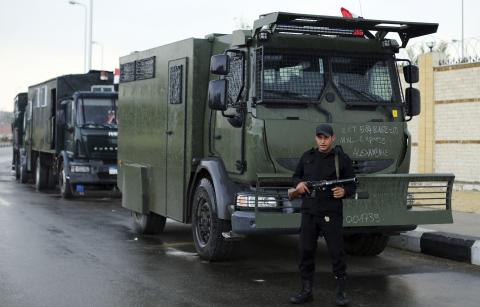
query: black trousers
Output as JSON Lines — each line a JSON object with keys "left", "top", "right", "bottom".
{"left": 299, "top": 213, "right": 346, "bottom": 281}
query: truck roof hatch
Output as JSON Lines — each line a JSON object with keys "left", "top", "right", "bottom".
{"left": 253, "top": 12, "right": 438, "bottom": 48}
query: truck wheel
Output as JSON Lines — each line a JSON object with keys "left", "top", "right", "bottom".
{"left": 132, "top": 212, "right": 166, "bottom": 234}
{"left": 59, "top": 161, "right": 73, "bottom": 199}
{"left": 19, "top": 161, "right": 28, "bottom": 183}
{"left": 192, "top": 178, "right": 234, "bottom": 261}
{"left": 35, "top": 156, "right": 48, "bottom": 191}
{"left": 344, "top": 234, "right": 389, "bottom": 256}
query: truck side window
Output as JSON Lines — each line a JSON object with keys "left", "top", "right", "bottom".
{"left": 225, "top": 52, "right": 245, "bottom": 106}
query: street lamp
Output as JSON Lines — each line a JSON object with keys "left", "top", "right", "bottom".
{"left": 461, "top": 0, "right": 464, "bottom": 59}
{"left": 69, "top": 0, "right": 88, "bottom": 72}
{"left": 426, "top": 41, "right": 435, "bottom": 53}
{"left": 93, "top": 41, "right": 103, "bottom": 69}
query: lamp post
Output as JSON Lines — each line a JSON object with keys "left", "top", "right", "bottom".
{"left": 93, "top": 41, "right": 104, "bottom": 69}
{"left": 68, "top": 0, "right": 87, "bottom": 72}
{"left": 461, "top": 0, "right": 464, "bottom": 60}
{"left": 88, "top": 0, "right": 93, "bottom": 71}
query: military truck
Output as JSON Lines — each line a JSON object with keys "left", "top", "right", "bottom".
{"left": 12, "top": 93, "right": 28, "bottom": 179}
{"left": 19, "top": 70, "right": 118, "bottom": 198}
{"left": 118, "top": 12, "right": 454, "bottom": 260}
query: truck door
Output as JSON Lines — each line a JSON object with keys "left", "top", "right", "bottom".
{"left": 50, "top": 88, "right": 56, "bottom": 149}
{"left": 212, "top": 51, "right": 246, "bottom": 174}
{"left": 62, "top": 100, "right": 75, "bottom": 153}
{"left": 165, "top": 58, "right": 187, "bottom": 220}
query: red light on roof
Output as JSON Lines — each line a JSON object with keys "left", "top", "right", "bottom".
{"left": 340, "top": 7, "right": 364, "bottom": 37}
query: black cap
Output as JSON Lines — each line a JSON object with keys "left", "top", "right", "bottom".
{"left": 315, "top": 124, "right": 334, "bottom": 137}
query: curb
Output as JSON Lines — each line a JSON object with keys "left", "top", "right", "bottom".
{"left": 388, "top": 227, "right": 480, "bottom": 266}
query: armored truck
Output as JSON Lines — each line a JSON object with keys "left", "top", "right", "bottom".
{"left": 118, "top": 12, "right": 454, "bottom": 260}
{"left": 12, "top": 93, "right": 28, "bottom": 179}
{"left": 19, "top": 70, "right": 118, "bottom": 198}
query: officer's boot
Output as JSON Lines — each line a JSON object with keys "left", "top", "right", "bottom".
{"left": 335, "top": 276, "right": 349, "bottom": 306}
{"left": 289, "top": 279, "right": 313, "bottom": 304}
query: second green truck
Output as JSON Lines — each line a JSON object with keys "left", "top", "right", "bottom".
{"left": 17, "top": 70, "right": 119, "bottom": 198}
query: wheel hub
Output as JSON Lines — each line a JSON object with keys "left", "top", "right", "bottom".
{"left": 196, "top": 199, "right": 212, "bottom": 247}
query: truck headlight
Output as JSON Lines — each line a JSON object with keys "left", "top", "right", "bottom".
{"left": 70, "top": 165, "right": 90, "bottom": 173}
{"left": 236, "top": 193, "right": 277, "bottom": 208}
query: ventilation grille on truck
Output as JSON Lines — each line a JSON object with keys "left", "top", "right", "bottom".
{"left": 275, "top": 24, "right": 357, "bottom": 37}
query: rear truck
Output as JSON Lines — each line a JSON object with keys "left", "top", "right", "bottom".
{"left": 118, "top": 12, "right": 454, "bottom": 260}
{"left": 12, "top": 92, "right": 28, "bottom": 179}
{"left": 20, "top": 70, "right": 119, "bottom": 198}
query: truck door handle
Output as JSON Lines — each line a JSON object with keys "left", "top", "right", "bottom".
{"left": 214, "top": 135, "right": 222, "bottom": 140}
{"left": 166, "top": 131, "right": 173, "bottom": 135}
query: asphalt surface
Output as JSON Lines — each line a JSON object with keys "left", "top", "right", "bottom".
{"left": 1, "top": 146, "right": 480, "bottom": 307}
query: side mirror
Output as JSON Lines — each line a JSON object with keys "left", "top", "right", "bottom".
{"left": 406, "top": 87, "right": 421, "bottom": 117}
{"left": 208, "top": 79, "right": 228, "bottom": 111}
{"left": 210, "top": 54, "right": 229, "bottom": 75}
{"left": 403, "top": 65, "right": 419, "bottom": 83}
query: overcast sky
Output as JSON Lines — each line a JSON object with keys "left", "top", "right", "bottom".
{"left": 1, "top": 0, "right": 479, "bottom": 111}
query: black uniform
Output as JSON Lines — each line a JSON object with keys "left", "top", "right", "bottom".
{"left": 292, "top": 147, "right": 355, "bottom": 281}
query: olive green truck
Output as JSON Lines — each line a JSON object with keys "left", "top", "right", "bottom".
{"left": 118, "top": 12, "right": 454, "bottom": 260}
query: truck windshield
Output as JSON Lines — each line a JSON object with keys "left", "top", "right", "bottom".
{"left": 258, "top": 52, "right": 326, "bottom": 102}
{"left": 256, "top": 50, "right": 400, "bottom": 105}
{"left": 331, "top": 56, "right": 400, "bottom": 104}
{"left": 78, "top": 98, "right": 117, "bottom": 127}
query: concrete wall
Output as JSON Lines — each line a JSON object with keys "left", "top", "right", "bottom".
{"left": 406, "top": 53, "right": 480, "bottom": 190}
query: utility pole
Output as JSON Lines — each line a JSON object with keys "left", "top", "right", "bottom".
{"left": 461, "top": 0, "right": 464, "bottom": 60}
{"left": 87, "top": 0, "right": 93, "bottom": 71}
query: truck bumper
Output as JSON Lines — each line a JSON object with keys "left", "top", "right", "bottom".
{"left": 235, "top": 173, "right": 455, "bottom": 234}
{"left": 67, "top": 160, "right": 117, "bottom": 185}
{"left": 231, "top": 211, "right": 299, "bottom": 235}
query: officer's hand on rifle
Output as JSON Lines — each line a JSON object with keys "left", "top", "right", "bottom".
{"left": 332, "top": 186, "right": 345, "bottom": 199}
{"left": 296, "top": 182, "right": 310, "bottom": 195}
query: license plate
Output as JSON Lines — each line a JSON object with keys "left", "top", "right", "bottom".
{"left": 108, "top": 167, "right": 118, "bottom": 175}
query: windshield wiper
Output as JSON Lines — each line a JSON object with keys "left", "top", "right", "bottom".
{"left": 338, "top": 82, "right": 382, "bottom": 102}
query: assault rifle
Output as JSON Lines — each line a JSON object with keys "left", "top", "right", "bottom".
{"left": 288, "top": 177, "right": 358, "bottom": 200}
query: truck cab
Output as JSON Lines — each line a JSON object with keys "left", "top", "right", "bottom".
{"left": 57, "top": 91, "right": 118, "bottom": 197}
{"left": 205, "top": 13, "right": 453, "bottom": 248}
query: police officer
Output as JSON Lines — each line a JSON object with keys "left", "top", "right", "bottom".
{"left": 289, "top": 123, "right": 356, "bottom": 305}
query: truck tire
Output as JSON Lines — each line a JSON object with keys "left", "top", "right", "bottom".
{"left": 59, "top": 161, "right": 73, "bottom": 199}
{"left": 35, "top": 156, "right": 48, "bottom": 191}
{"left": 192, "top": 178, "right": 234, "bottom": 261}
{"left": 19, "top": 161, "right": 28, "bottom": 183}
{"left": 132, "top": 212, "right": 166, "bottom": 234}
{"left": 344, "top": 234, "right": 389, "bottom": 256}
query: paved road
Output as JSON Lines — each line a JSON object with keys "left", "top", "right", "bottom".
{"left": 1, "top": 146, "right": 480, "bottom": 307}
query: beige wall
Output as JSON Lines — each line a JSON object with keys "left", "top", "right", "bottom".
{"left": 406, "top": 54, "right": 480, "bottom": 190}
